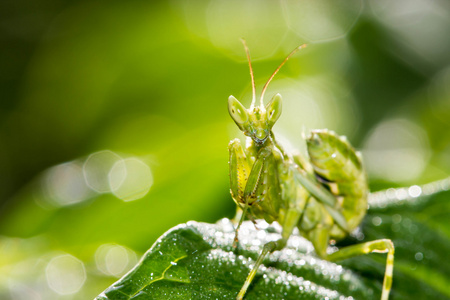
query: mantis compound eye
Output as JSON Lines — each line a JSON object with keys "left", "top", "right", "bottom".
{"left": 228, "top": 95, "right": 249, "bottom": 129}
{"left": 266, "top": 93, "right": 282, "bottom": 128}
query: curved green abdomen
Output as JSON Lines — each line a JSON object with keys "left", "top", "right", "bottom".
{"left": 306, "top": 129, "right": 368, "bottom": 236}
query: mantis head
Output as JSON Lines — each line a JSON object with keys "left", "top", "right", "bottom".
{"left": 228, "top": 40, "right": 306, "bottom": 145}
{"left": 228, "top": 93, "right": 281, "bottom": 144}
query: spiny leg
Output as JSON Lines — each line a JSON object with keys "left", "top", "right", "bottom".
{"left": 229, "top": 142, "right": 273, "bottom": 249}
{"left": 228, "top": 139, "right": 251, "bottom": 247}
{"left": 327, "top": 239, "right": 395, "bottom": 300}
{"left": 232, "top": 146, "right": 271, "bottom": 247}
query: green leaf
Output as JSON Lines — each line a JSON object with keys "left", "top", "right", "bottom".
{"left": 97, "top": 185, "right": 450, "bottom": 299}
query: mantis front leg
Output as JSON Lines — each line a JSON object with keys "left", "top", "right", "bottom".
{"left": 228, "top": 138, "right": 275, "bottom": 247}
{"left": 229, "top": 139, "right": 308, "bottom": 299}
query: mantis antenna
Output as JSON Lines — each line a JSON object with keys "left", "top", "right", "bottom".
{"left": 240, "top": 39, "right": 257, "bottom": 109}
{"left": 260, "top": 44, "right": 308, "bottom": 106}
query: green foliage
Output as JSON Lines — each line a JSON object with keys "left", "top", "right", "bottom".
{"left": 1, "top": 1, "right": 450, "bottom": 299}
{"left": 97, "top": 188, "right": 450, "bottom": 299}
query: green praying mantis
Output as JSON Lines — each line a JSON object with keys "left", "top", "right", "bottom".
{"left": 228, "top": 40, "right": 394, "bottom": 300}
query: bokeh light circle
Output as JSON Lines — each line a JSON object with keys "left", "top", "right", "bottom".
{"left": 95, "top": 243, "right": 137, "bottom": 277}
{"left": 83, "top": 150, "right": 123, "bottom": 193}
{"left": 282, "top": 0, "right": 363, "bottom": 42}
{"left": 43, "top": 162, "right": 93, "bottom": 207}
{"left": 109, "top": 157, "right": 153, "bottom": 202}
{"left": 45, "top": 254, "right": 86, "bottom": 295}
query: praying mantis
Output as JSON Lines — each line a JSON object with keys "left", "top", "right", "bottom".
{"left": 228, "top": 40, "right": 394, "bottom": 300}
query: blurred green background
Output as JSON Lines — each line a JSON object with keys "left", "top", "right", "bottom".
{"left": 1, "top": 0, "right": 450, "bottom": 299}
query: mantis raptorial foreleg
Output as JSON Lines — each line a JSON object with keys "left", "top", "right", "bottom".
{"left": 229, "top": 139, "right": 275, "bottom": 247}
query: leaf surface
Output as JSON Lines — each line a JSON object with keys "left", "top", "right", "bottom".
{"left": 97, "top": 185, "right": 450, "bottom": 299}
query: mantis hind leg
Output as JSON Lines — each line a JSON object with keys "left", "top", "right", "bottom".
{"left": 327, "top": 239, "right": 395, "bottom": 300}
{"left": 298, "top": 226, "right": 394, "bottom": 300}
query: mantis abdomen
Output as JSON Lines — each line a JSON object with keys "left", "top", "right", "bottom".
{"left": 305, "top": 129, "right": 368, "bottom": 239}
